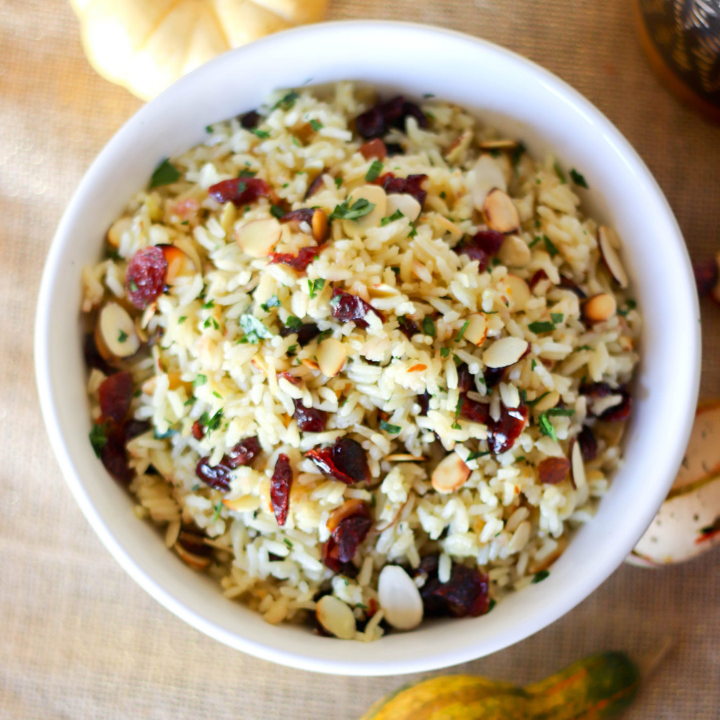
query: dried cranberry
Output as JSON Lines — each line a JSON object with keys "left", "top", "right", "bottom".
{"left": 225, "top": 436, "right": 261, "bottom": 468}
{"left": 192, "top": 420, "right": 205, "bottom": 440}
{"left": 360, "top": 139, "right": 387, "bottom": 159}
{"left": 329, "top": 288, "right": 384, "bottom": 328}
{"left": 98, "top": 371, "right": 133, "bottom": 424}
{"left": 380, "top": 173, "right": 428, "bottom": 207}
{"left": 577, "top": 426, "right": 598, "bottom": 462}
{"left": 483, "top": 366, "right": 506, "bottom": 388}
{"left": 420, "top": 563, "right": 490, "bottom": 618}
{"left": 579, "top": 382, "right": 615, "bottom": 400}
{"left": 417, "top": 392, "right": 431, "bottom": 416}
{"left": 456, "top": 364, "right": 472, "bottom": 394}
{"left": 398, "top": 316, "right": 421, "bottom": 339}
{"left": 123, "top": 419, "right": 151, "bottom": 441}
{"left": 694, "top": 258, "right": 718, "bottom": 297}
{"left": 279, "top": 208, "right": 315, "bottom": 226}
{"left": 454, "top": 240, "right": 489, "bottom": 272}
{"left": 487, "top": 402, "right": 528, "bottom": 454}
{"left": 529, "top": 269, "right": 549, "bottom": 290}
{"left": 83, "top": 333, "right": 114, "bottom": 375}
{"left": 126, "top": 246, "right": 168, "bottom": 309}
{"left": 306, "top": 437, "right": 370, "bottom": 485}
{"left": 355, "top": 106, "right": 386, "bottom": 139}
{"left": 600, "top": 392, "right": 632, "bottom": 422}
{"left": 355, "top": 96, "right": 427, "bottom": 141}
{"left": 240, "top": 110, "right": 260, "bottom": 129}
{"left": 460, "top": 394, "right": 489, "bottom": 424}
{"left": 293, "top": 400, "right": 327, "bottom": 433}
{"left": 538, "top": 456, "right": 571, "bottom": 484}
{"left": 270, "top": 453, "right": 293, "bottom": 526}
{"left": 323, "top": 506, "right": 372, "bottom": 572}
{"left": 559, "top": 275, "right": 587, "bottom": 299}
{"left": 195, "top": 436, "right": 261, "bottom": 491}
{"left": 400, "top": 101, "right": 428, "bottom": 129}
{"left": 385, "top": 143, "right": 404, "bottom": 156}
{"left": 304, "top": 174, "right": 326, "bottom": 200}
{"left": 208, "top": 177, "right": 270, "bottom": 207}
{"left": 101, "top": 427, "right": 132, "bottom": 484}
{"left": 178, "top": 530, "right": 212, "bottom": 557}
{"left": 270, "top": 245, "right": 321, "bottom": 273}
{"left": 472, "top": 230, "right": 505, "bottom": 256}
{"left": 279, "top": 322, "right": 321, "bottom": 347}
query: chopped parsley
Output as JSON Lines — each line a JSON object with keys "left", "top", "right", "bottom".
{"left": 525, "top": 391, "right": 550, "bottom": 407}
{"left": 308, "top": 278, "right": 325, "bottom": 299}
{"left": 538, "top": 413, "right": 557, "bottom": 441}
{"left": 380, "top": 420, "right": 401, "bottom": 434}
{"left": 211, "top": 502, "right": 223, "bottom": 523}
{"left": 239, "top": 314, "right": 273, "bottom": 343}
{"left": 129, "top": 279, "right": 138, "bottom": 292}
{"left": 201, "top": 299, "right": 215, "bottom": 310}
{"left": 452, "top": 354, "right": 463, "bottom": 366}
{"left": 365, "top": 160, "right": 384, "bottom": 182}
{"left": 252, "top": 129, "right": 270, "bottom": 139}
{"left": 286, "top": 344, "right": 298, "bottom": 357}
{"left": 117, "top": 330, "right": 128, "bottom": 343}
{"left": 260, "top": 295, "right": 281, "bottom": 312}
{"left": 423, "top": 92, "right": 435, "bottom": 98}
{"left": 529, "top": 236, "right": 542, "bottom": 248}
{"left": 456, "top": 320, "right": 470, "bottom": 342}
{"left": 467, "top": 450, "right": 491, "bottom": 461}
{"left": 149, "top": 158, "right": 181, "bottom": 188}
{"left": 334, "top": 177, "right": 343, "bottom": 189}
{"left": 488, "top": 598, "right": 497, "bottom": 612}
{"left": 543, "top": 234, "right": 559, "bottom": 257}
{"left": 550, "top": 313, "right": 564, "bottom": 324}
{"left": 273, "top": 91, "right": 300, "bottom": 111}
{"left": 569, "top": 168, "right": 589, "bottom": 188}
{"left": 528, "top": 320, "right": 556, "bottom": 334}
{"left": 204, "top": 317, "right": 219, "bottom": 330}
{"left": 408, "top": 222, "right": 418, "bottom": 238}
{"left": 547, "top": 407, "right": 576, "bottom": 417}
{"left": 329, "top": 198, "right": 376, "bottom": 221}
{"left": 270, "top": 204, "right": 286, "bottom": 219}
{"left": 205, "top": 125, "right": 213, "bottom": 133}
{"left": 285, "top": 315, "right": 303, "bottom": 330}
{"left": 532, "top": 569, "right": 550, "bottom": 583}
{"left": 511, "top": 141, "right": 527, "bottom": 170}
{"left": 198, "top": 409, "right": 223, "bottom": 433}
{"left": 553, "top": 162, "right": 567, "bottom": 184}
{"left": 309, "top": 119, "right": 323, "bottom": 132}
{"left": 617, "top": 299, "right": 637, "bottom": 317}
{"left": 178, "top": 316, "right": 187, "bottom": 325}
{"left": 194, "top": 374, "right": 207, "bottom": 387}
{"left": 440, "top": 347, "right": 450, "bottom": 358}
{"left": 238, "top": 169, "right": 256, "bottom": 178}
{"left": 283, "top": 538, "right": 294, "bottom": 549}
{"left": 212, "top": 391, "right": 222, "bottom": 399}
{"left": 422, "top": 317, "right": 436, "bottom": 337}
{"left": 89, "top": 423, "right": 107, "bottom": 458}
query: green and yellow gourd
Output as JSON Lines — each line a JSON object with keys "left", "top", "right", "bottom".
{"left": 361, "top": 652, "right": 639, "bottom": 720}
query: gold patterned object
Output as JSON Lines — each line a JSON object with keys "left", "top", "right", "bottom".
{"left": 69, "top": 0, "right": 329, "bottom": 101}
{"left": 636, "top": 0, "right": 720, "bottom": 121}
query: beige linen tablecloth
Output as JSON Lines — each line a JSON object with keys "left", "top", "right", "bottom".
{"left": 1, "top": 1, "right": 719, "bottom": 717}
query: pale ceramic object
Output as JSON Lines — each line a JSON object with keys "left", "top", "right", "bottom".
{"left": 35, "top": 21, "right": 701, "bottom": 676}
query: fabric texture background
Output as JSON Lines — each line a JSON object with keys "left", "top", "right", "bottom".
{"left": 1, "top": 0, "right": 719, "bottom": 717}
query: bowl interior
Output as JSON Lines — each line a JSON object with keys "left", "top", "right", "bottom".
{"left": 35, "top": 21, "right": 700, "bottom": 675}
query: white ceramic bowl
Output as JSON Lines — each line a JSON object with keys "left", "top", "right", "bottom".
{"left": 35, "top": 21, "right": 701, "bottom": 676}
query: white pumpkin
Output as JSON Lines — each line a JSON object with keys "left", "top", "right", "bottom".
{"left": 628, "top": 402, "right": 720, "bottom": 566}
{"left": 69, "top": 0, "right": 329, "bottom": 101}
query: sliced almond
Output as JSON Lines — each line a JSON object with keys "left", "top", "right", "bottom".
{"left": 223, "top": 496, "right": 262, "bottom": 512}
{"left": 317, "top": 338, "right": 346, "bottom": 377}
{"left": 235, "top": 217, "right": 281, "bottom": 258}
{"left": 479, "top": 139, "right": 520, "bottom": 151}
{"left": 107, "top": 217, "right": 131, "bottom": 248}
{"left": 443, "top": 129, "right": 473, "bottom": 165}
{"left": 497, "top": 235, "right": 531, "bottom": 267}
{"left": 327, "top": 499, "right": 367, "bottom": 533}
{"left": 301, "top": 358, "right": 320, "bottom": 371}
{"left": 174, "top": 541, "right": 211, "bottom": 571}
{"left": 583, "top": 293, "right": 617, "bottom": 323}
{"left": 464, "top": 313, "right": 489, "bottom": 346}
{"left": 95, "top": 302, "right": 140, "bottom": 361}
{"left": 503, "top": 274, "right": 531, "bottom": 311}
{"left": 483, "top": 189, "right": 520, "bottom": 234}
{"left": 377, "top": 565, "right": 424, "bottom": 630}
{"left": 341, "top": 184, "right": 387, "bottom": 238}
{"left": 528, "top": 535, "right": 568, "bottom": 574}
{"left": 570, "top": 440, "right": 586, "bottom": 490}
{"left": 472, "top": 154, "right": 507, "bottom": 210}
{"left": 385, "top": 453, "right": 427, "bottom": 462}
{"left": 431, "top": 452, "right": 471, "bottom": 494}
{"left": 311, "top": 209, "right": 329, "bottom": 243}
{"left": 385, "top": 193, "right": 422, "bottom": 222}
{"left": 598, "top": 226, "right": 629, "bottom": 289}
{"left": 483, "top": 336, "right": 529, "bottom": 369}
{"left": 159, "top": 244, "right": 196, "bottom": 285}
{"left": 316, "top": 595, "right": 356, "bottom": 639}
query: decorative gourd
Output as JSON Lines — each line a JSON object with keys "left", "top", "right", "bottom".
{"left": 69, "top": 0, "right": 329, "bottom": 101}
{"left": 628, "top": 400, "right": 720, "bottom": 567}
{"left": 360, "top": 652, "right": 639, "bottom": 720}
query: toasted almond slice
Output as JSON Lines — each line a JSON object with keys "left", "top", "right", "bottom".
{"left": 503, "top": 274, "right": 531, "bottom": 310}
{"left": 317, "top": 338, "right": 346, "bottom": 377}
{"left": 312, "top": 209, "right": 329, "bottom": 242}
{"left": 444, "top": 129, "right": 473, "bottom": 164}
{"left": 464, "top": 314, "right": 489, "bottom": 346}
{"left": 159, "top": 244, "right": 196, "bottom": 285}
{"left": 583, "top": 293, "right": 617, "bottom": 323}
{"left": 483, "top": 189, "right": 520, "bottom": 234}
{"left": 570, "top": 440, "right": 586, "bottom": 490}
{"left": 327, "top": 499, "right": 367, "bottom": 533}
{"left": 472, "top": 154, "right": 507, "bottom": 210}
{"left": 236, "top": 217, "right": 281, "bottom": 258}
{"left": 598, "top": 226, "right": 629, "bottom": 289}
{"left": 95, "top": 302, "right": 140, "bottom": 361}
{"left": 174, "top": 542, "right": 211, "bottom": 571}
{"left": 431, "top": 452, "right": 471, "bottom": 494}
{"left": 386, "top": 193, "right": 422, "bottom": 222}
{"left": 316, "top": 595, "right": 356, "bottom": 639}
{"left": 135, "top": 316, "right": 149, "bottom": 343}
{"left": 479, "top": 139, "right": 520, "bottom": 150}
{"left": 498, "top": 235, "right": 531, "bottom": 267}
{"left": 483, "top": 336, "right": 529, "bottom": 369}
{"left": 301, "top": 358, "right": 320, "bottom": 371}
{"left": 342, "top": 184, "right": 387, "bottom": 238}
{"left": 528, "top": 535, "right": 567, "bottom": 574}
{"left": 222, "top": 496, "right": 261, "bottom": 512}
{"left": 377, "top": 565, "right": 424, "bottom": 630}
{"left": 385, "top": 453, "right": 427, "bottom": 462}
{"left": 107, "top": 217, "right": 131, "bottom": 248}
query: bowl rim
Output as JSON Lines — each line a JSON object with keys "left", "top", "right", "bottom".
{"left": 35, "top": 19, "right": 701, "bottom": 676}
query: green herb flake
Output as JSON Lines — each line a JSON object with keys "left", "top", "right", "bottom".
{"left": 286, "top": 344, "right": 298, "bottom": 357}
{"left": 617, "top": 299, "right": 637, "bottom": 317}
{"left": 308, "top": 278, "right": 325, "bottom": 299}
{"left": 178, "top": 316, "right": 187, "bottom": 326}
{"left": 273, "top": 91, "right": 300, "bottom": 111}
{"left": 270, "top": 204, "right": 286, "bottom": 220}
{"left": 511, "top": 141, "right": 527, "bottom": 169}
{"left": 260, "top": 295, "right": 281, "bottom": 312}
{"left": 149, "top": 158, "right": 181, "bottom": 189}
{"left": 408, "top": 222, "right": 418, "bottom": 238}
{"left": 531, "top": 359, "right": 537, "bottom": 370}
{"left": 452, "top": 354, "right": 463, "bottom": 367}
{"left": 422, "top": 317, "right": 436, "bottom": 337}
{"left": 238, "top": 169, "right": 256, "bottom": 179}
{"left": 194, "top": 374, "right": 207, "bottom": 388}
{"left": 440, "top": 347, "right": 450, "bottom": 358}
{"left": 553, "top": 162, "right": 567, "bottom": 184}
{"left": 569, "top": 168, "right": 589, "bottom": 188}
{"left": 309, "top": 119, "right": 323, "bottom": 132}
{"left": 543, "top": 234, "right": 559, "bottom": 257}
{"left": 117, "top": 330, "right": 128, "bottom": 343}
{"left": 239, "top": 314, "right": 274, "bottom": 342}
{"left": 212, "top": 391, "right": 222, "bottom": 399}
{"left": 201, "top": 299, "right": 215, "bottom": 310}
{"left": 529, "top": 236, "right": 542, "bottom": 248}
{"left": 456, "top": 320, "right": 470, "bottom": 342}
{"left": 467, "top": 450, "right": 491, "bottom": 461}
{"left": 528, "top": 320, "right": 556, "bottom": 334}
{"left": 205, "top": 125, "right": 213, "bottom": 134}
{"left": 252, "top": 129, "right": 270, "bottom": 139}
{"left": 129, "top": 279, "right": 138, "bottom": 293}
{"left": 526, "top": 391, "right": 550, "bottom": 408}
{"left": 532, "top": 569, "right": 550, "bottom": 583}
{"left": 380, "top": 420, "right": 401, "bottom": 434}
{"left": 334, "top": 177, "right": 343, "bottom": 189}
{"left": 365, "top": 160, "right": 384, "bottom": 183}
{"left": 211, "top": 502, "right": 222, "bottom": 523}
{"left": 577, "top": 345, "right": 592, "bottom": 351}
{"left": 538, "top": 413, "right": 557, "bottom": 441}
{"left": 547, "top": 407, "right": 576, "bottom": 417}
{"left": 550, "top": 313, "right": 564, "bottom": 324}
{"left": 488, "top": 598, "right": 497, "bottom": 612}
{"left": 283, "top": 538, "right": 294, "bottom": 549}
{"left": 89, "top": 423, "right": 107, "bottom": 458}
{"left": 423, "top": 92, "right": 435, "bottom": 98}
{"left": 329, "top": 197, "right": 376, "bottom": 222}
{"left": 285, "top": 316, "right": 303, "bottom": 330}
{"left": 381, "top": 209, "right": 404, "bottom": 226}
